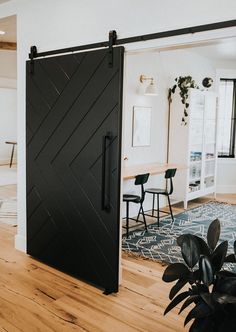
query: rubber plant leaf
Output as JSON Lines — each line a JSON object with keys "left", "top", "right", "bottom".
{"left": 184, "top": 302, "right": 212, "bottom": 326}
{"left": 180, "top": 234, "right": 200, "bottom": 269}
{"left": 224, "top": 254, "right": 236, "bottom": 263}
{"left": 162, "top": 263, "right": 189, "bottom": 283}
{"left": 213, "top": 292, "right": 236, "bottom": 304}
{"left": 200, "top": 293, "right": 215, "bottom": 309}
{"left": 216, "top": 270, "right": 236, "bottom": 278}
{"left": 207, "top": 219, "right": 220, "bottom": 251}
{"left": 215, "top": 277, "right": 236, "bottom": 295}
{"left": 177, "top": 234, "right": 185, "bottom": 247}
{"left": 194, "top": 235, "right": 210, "bottom": 256}
{"left": 179, "top": 295, "right": 200, "bottom": 314}
{"left": 189, "top": 317, "right": 213, "bottom": 332}
{"left": 211, "top": 241, "right": 228, "bottom": 272}
{"left": 199, "top": 256, "right": 214, "bottom": 286}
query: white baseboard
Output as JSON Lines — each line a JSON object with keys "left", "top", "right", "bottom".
{"left": 216, "top": 185, "right": 236, "bottom": 194}
{"left": 15, "top": 234, "right": 26, "bottom": 252}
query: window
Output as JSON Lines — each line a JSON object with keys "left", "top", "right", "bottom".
{"left": 218, "top": 79, "right": 236, "bottom": 158}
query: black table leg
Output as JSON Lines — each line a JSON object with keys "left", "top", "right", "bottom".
{"left": 9, "top": 144, "right": 15, "bottom": 168}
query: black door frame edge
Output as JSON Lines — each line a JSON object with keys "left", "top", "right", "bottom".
{"left": 28, "top": 19, "right": 236, "bottom": 60}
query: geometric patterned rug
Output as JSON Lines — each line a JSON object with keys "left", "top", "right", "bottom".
{"left": 122, "top": 201, "right": 236, "bottom": 272}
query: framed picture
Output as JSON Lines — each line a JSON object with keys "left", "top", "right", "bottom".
{"left": 132, "top": 106, "right": 152, "bottom": 147}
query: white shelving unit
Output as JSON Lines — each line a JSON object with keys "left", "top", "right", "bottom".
{"left": 168, "top": 88, "right": 218, "bottom": 209}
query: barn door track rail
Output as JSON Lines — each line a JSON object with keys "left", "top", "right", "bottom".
{"left": 28, "top": 19, "right": 236, "bottom": 65}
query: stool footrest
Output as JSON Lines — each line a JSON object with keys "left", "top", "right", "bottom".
{"left": 122, "top": 220, "right": 146, "bottom": 230}
{"left": 122, "top": 218, "right": 145, "bottom": 229}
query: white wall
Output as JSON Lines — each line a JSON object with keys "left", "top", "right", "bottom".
{"left": 0, "top": 50, "right": 17, "bottom": 88}
{"left": 122, "top": 51, "right": 168, "bottom": 217}
{"left": 0, "top": 0, "right": 235, "bottom": 251}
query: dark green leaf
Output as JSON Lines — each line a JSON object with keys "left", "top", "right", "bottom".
{"left": 216, "top": 277, "right": 236, "bottom": 294}
{"left": 211, "top": 241, "right": 228, "bottom": 271}
{"left": 164, "top": 291, "right": 190, "bottom": 315}
{"left": 179, "top": 295, "right": 200, "bottom": 314}
{"left": 196, "top": 284, "right": 209, "bottom": 294}
{"left": 177, "top": 234, "right": 185, "bottom": 247}
{"left": 213, "top": 292, "right": 236, "bottom": 304}
{"left": 184, "top": 302, "right": 211, "bottom": 326}
{"left": 189, "top": 317, "right": 213, "bottom": 332}
{"left": 224, "top": 254, "right": 236, "bottom": 263}
{"left": 199, "top": 256, "right": 214, "bottom": 286}
{"left": 200, "top": 293, "right": 215, "bottom": 309}
{"left": 189, "top": 270, "right": 200, "bottom": 284}
{"left": 162, "top": 263, "right": 189, "bottom": 283}
{"left": 207, "top": 219, "right": 220, "bottom": 251}
{"left": 190, "top": 285, "right": 198, "bottom": 294}
{"left": 194, "top": 235, "right": 210, "bottom": 256}
{"left": 169, "top": 279, "right": 188, "bottom": 300}
{"left": 181, "top": 234, "right": 200, "bottom": 268}
{"left": 218, "top": 318, "right": 236, "bottom": 332}
{"left": 171, "top": 85, "right": 177, "bottom": 94}
{"left": 216, "top": 270, "right": 236, "bottom": 278}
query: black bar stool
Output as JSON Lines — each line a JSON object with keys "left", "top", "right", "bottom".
{"left": 123, "top": 173, "right": 150, "bottom": 238}
{"left": 144, "top": 168, "right": 177, "bottom": 227}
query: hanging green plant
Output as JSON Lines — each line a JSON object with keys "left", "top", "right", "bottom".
{"left": 168, "top": 76, "right": 199, "bottom": 125}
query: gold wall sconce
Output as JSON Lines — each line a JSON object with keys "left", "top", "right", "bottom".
{"left": 139, "top": 75, "right": 157, "bottom": 96}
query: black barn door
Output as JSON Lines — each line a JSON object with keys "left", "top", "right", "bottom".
{"left": 26, "top": 47, "right": 124, "bottom": 293}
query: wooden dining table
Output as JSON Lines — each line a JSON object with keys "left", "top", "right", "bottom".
{"left": 123, "top": 162, "right": 187, "bottom": 180}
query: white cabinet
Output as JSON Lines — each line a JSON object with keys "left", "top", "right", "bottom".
{"left": 169, "top": 89, "right": 218, "bottom": 208}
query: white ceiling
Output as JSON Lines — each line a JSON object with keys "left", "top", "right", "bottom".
{"left": 0, "top": 0, "right": 11, "bottom": 4}
{"left": 0, "top": 15, "right": 16, "bottom": 43}
{"left": 189, "top": 37, "right": 236, "bottom": 62}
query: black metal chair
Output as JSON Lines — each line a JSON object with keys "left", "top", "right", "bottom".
{"left": 123, "top": 173, "right": 150, "bottom": 238}
{"left": 144, "top": 168, "right": 177, "bottom": 227}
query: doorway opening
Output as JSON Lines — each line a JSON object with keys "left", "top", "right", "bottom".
{"left": 121, "top": 35, "right": 236, "bottom": 268}
{"left": 0, "top": 15, "right": 17, "bottom": 228}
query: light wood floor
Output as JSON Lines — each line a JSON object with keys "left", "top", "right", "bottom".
{"left": 0, "top": 185, "right": 235, "bottom": 332}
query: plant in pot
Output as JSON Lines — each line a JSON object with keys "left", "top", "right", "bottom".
{"left": 162, "top": 219, "right": 236, "bottom": 332}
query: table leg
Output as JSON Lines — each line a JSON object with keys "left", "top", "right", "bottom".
{"left": 10, "top": 144, "right": 15, "bottom": 168}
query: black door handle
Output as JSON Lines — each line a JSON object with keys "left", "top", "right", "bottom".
{"left": 101, "top": 132, "right": 112, "bottom": 211}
